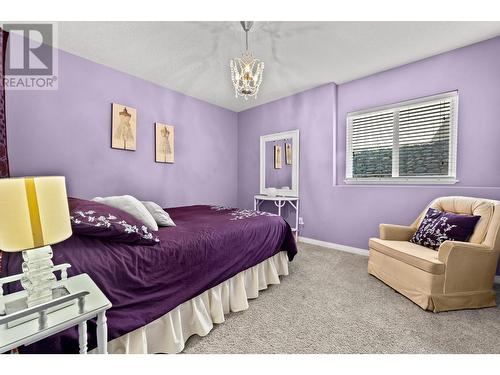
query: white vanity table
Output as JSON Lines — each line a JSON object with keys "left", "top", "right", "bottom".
{"left": 254, "top": 195, "right": 299, "bottom": 236}
{"left": 257, "top": 129, "right": 300, "bottom": 238}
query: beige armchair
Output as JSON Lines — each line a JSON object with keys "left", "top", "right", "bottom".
{"left": 368, "top": 196, "right": 500, "bottom": 312}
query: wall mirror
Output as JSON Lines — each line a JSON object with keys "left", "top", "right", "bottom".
{"left": 260, "top": 129, "right": 299, "bottom": 197}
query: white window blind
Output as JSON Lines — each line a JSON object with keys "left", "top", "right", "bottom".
{"left": 345, "top": 91, "right": 458, "bottom": 184}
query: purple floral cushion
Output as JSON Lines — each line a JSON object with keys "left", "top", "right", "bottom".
{"left": 410, "top": 207, "right": 480, "bottom": 250}
{"left": 68, "top": 197, "right": 160, "bottom": 245}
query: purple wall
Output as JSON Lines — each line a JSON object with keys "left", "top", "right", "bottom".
{"left": 6, "top": 49, "right": 238, "bottom": 207}
{"left": 238, "top": 83, "right": 337, "bottom": 232}
{"left": 238, "top": 36, "right": 500, "bottom": 278}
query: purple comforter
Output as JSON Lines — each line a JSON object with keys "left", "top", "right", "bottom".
{"left": 2, "top": 205, "right": 297, "bottom": 353}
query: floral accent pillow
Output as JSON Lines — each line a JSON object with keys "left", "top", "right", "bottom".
{"left": 410, "top": 207, "right": 480, "bottom": 250}
{"left": 68, "top": 198, "right": 160, "bottom": 245}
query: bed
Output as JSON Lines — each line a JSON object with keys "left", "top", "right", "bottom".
{"left": 1, "top": 204, "right": 297, "bottom": 354}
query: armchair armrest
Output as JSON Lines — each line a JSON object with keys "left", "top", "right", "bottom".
{"left": 437, "top": 241, "right": 498, "bottom": 294}
{"left": 437, "top": 241, "right": 492, "bottom": 263}
{"left": 379, "top": 224, "right": 416, "bottom": 241}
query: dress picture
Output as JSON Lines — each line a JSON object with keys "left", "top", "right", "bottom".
{"left": 274, "top": 145, "right": 282, "bottom": 169}
{"left": 111, "top": 103, "right": 137, "bottom": 151}
{"left": 285, "top": 142, "right": 292, "bottom": 165}
{"left": 155, "top": 122, "right": 175, "bottom": 163}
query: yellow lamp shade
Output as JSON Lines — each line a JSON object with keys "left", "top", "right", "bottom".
{"left": 0, "top": 176, "right": 72, "bottom": 252}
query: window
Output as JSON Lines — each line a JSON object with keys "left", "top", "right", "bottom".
{"left": 345, "top": 91, "right": 458, "bottom": 184}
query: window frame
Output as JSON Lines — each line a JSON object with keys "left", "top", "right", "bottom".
{"left": 345, "top": 91, "right": 459, "bottom": 185}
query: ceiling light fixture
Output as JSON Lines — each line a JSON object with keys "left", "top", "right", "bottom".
{"left": 230, "top": 21, "right": 264, "bottom": 100}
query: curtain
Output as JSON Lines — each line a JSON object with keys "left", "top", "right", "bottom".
{"left": 0, "top": 28, "right": 8, "bottom": 178}
{"left": 0, "top": 28, "right": 7, "bottom": 275}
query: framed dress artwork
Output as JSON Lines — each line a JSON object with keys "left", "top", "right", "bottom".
{"left": 155, "top": 122, "right": 175, "bottom": 163}
{"left": 285, "top": 142, "right": 292, "bottom": 165}
{"left": 111, "top": 103, "right": 137, "bottom": 151}
{"left": 274, "top": 145, "right": 282, "bottom": 169}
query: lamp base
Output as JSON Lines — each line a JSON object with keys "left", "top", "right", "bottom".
{"left": 21, "top": 246, "right": 57, "bottom": 307}
{"left": 1, "top": 246, "right": 72, "bottom": 327}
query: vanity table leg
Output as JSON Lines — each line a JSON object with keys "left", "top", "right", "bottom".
{"left": 78, "top": 321, "right": 87, "bottom": 354}
{"left": 97, "top": 311, "right": 108, "bottom": 354}
{"left": 295, "top": 200, "right": 300, "bottom": 238}
{"left": 278, "top": 200, "right": 282, "bottom": 217}
{"left": 254, "top": 198, "right": 257, "bottom": 211}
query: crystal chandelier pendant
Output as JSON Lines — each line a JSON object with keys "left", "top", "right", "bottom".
{"left": 230, "top": 21, "right": 264, "bottom": 100}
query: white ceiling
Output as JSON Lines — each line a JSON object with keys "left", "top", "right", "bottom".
{"left": 56, "top": 21, "right": 500, "bottom": 112}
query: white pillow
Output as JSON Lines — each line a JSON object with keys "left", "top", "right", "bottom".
{"left": 92, "top": 195, "right": 158, "bottom": 231}
{"left": 141, "top": 201, "right": 176, "bottom": 227}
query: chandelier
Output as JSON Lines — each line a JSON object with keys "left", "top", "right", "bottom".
{"left": 230, "top": 21, "right": 264, "bottom": 100}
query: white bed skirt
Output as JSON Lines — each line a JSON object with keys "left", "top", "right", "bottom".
{"left": 94, "top": 251, "right": 289, "bottom": 354}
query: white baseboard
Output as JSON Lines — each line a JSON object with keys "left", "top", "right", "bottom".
{"left": 298, "top": 236, "right": 369, "bottom": 256}
{"left": 298, "top": 236, "right": 500, "bottom": 285}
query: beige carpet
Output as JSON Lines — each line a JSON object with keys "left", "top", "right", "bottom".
{"left": 183, "top": 242, "right": 500, "bottom": 354}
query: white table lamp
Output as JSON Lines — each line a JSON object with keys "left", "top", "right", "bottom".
{"left": 0, "top": 176, "right": 72, "bottom": 308}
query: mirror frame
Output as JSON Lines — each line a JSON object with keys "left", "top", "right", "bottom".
{"left": 260, "top": 129, "right": 299, "bottom": 197}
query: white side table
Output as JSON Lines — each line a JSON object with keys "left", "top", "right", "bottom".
{"left": 0, "top": 273, "right": 112, "bottom": 354}
{"left": 254, "top": 195, "right": 300, "bottom": 237}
